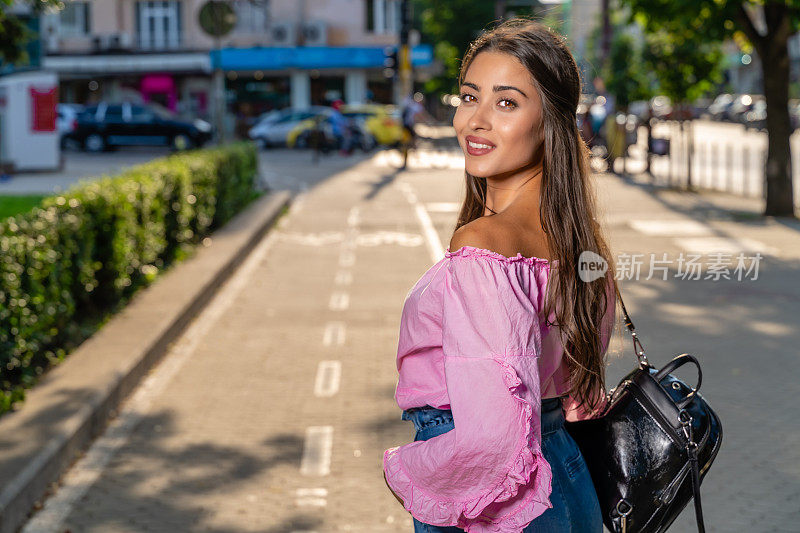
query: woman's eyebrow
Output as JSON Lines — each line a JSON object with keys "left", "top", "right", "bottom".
{"left": 460, "top": 81, "right": 528, "bottom": 98}
{"left": 494, "top": 85, "right": 528, "bottom": 98}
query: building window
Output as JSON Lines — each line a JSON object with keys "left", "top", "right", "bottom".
{"left": 136, "top": 1, "right": 182, "bottom": 50}
{"left": 59, "top": 1, "right": 90, "bottom": 36}
{"left": 233, "top": 0, "right": 269, "bottom": 33}
{"left": 367, "top": 0, "right": 400, "bottom": 34}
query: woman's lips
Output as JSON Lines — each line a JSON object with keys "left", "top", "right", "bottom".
{"left": 465, "top": 136, "right": 496, "bottom": 156}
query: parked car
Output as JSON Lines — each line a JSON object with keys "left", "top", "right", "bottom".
{"left": 340, "top": 104, "right": 403, "bottom": 146}
{"left": 707, "top": 93, "right": 736, "bottom": 121}
{"left": 743, "top": 98, "right": 800, "bottom": 131}
{"left": 288, "top": 106, "right": 383, "bottom": 152}
{"left": 743, "top": 98, "right": 767, "bottom": 130}
{"left": 729, "top": 94, "right": 763, "bottom": 124}
{"left": 289, "top": 113, "right": 340, "bottom": 152}
{"left": 57, "top": 103, "right": 85, "bottom": 149}
{"left": 248, "top": 107, "right": 330, "bottom": 148}
{"left": 691, "top": 97, "right": 712, "bottom": 120}
{"left": 57, "top": 103, "right": 83, "bottom": 135}
{"left": 331, "top": 106, "right": 379, "bottom": 152}
{"left": 627, "top": 100, "right": 650, "bottom": 123}
{"left": 287, "top": 109, "right": 337, "bottom": 149}
{"left": 66, "top": 102, "right": 212, "bottom": 152}
{"left": 649, "top": 96, "right": 673, "bottom": 120}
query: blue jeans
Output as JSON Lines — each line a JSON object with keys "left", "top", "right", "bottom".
{"left": 400, "top": 396, "right": 603, "bottom": 532}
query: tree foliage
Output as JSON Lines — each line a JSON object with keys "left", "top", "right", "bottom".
{"left": 0, "top": 0, "right": 62, "bottom": 65}
{"left": 411, "top": 0, "right": 497, "bottom": 95}
{"left": 640, "top": 26, "right": 725, "bottom": 105}
{"left": 605, "top": 26, "right": 657, "bottom": 108}
{"left": 586, "top": 4, "right": 722, "bottom": 109}
{"left": 618, "top": 0, "right": 800, "bottom": 216}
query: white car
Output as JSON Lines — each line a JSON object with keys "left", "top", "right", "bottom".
{"left": 248, "top": 107, "right": 331, "bottom": 148}
{"left": 57, "top": 103, "right": 84, "bottom": 148}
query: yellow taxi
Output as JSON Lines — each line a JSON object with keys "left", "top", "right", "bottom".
{"left": 340, "top": 104, "right": 404, "bottom": 146}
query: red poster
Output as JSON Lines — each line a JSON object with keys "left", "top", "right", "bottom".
{"left": 30, "top": 86, "right": 57, "bottom": 132}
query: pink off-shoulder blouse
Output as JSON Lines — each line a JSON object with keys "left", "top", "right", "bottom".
{"left": 383, "top": 245, "right": 616, "bottom": 532}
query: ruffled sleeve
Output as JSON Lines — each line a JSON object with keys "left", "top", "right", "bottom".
{"left": 383, "top": 252, "right": 553, "bottom": 532}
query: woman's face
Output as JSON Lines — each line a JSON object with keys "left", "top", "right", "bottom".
{"left": 453, "top": 51, "right": 544, "bottom": 179}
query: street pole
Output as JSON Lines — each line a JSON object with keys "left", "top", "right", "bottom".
{"left": 199, "top": 0, "right": 235, "bottom": 145}
{"left": 399, "top": 0, "right": 413, "bottom": 102}
{"left": 213, "top": 36, "right": 226, "bottom": 145}
{"left": 601, "top": 0, "right": 611, "bottom": 69}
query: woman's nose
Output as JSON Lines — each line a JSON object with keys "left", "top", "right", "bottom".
{"left": 468, "top": 103, "right": 492, "bottom": 131}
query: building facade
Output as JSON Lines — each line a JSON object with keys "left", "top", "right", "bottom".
{"left": 42, "top": 0, "right": 432, "bottom": 123}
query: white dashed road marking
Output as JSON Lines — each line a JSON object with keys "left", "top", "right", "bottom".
{"left": 300, "top": 426, "right": 334, "bottom": 476}
{"left": 347, "top": 206, "right": 360, "bottom": 227}
{"left": 314, "top": 361, "right": 342, "bottom": 398}
{"left": 673, "top": 236, "right": 776, "bottom": 255}
{"left": 334, "top": 270, "right": 352, "bottom": 285}
{"left": 355, "top": 231, "right": 423, "bottom": 247}
{"left": 322, "top": 321, "right": 346, "bottom": 346}
{"left": 398, "top": 182, "right": 445, "bottom": 262}
{"left": 414, "top": 204, "right": 445, "bottom": 262}
{"left": 328, "top": 292, "right": 350, "bottom": 311}
{"left": 338, "top": 250, "right": 356, "bottom": 267}
{"left": 277, "top": 231, "right": 345, "bottom": 245}
{"left": 295, "top": 488, "right": 328, "bottom": 508}
{"left": 425, "top": 202, "right": 461, "bottom": 213}
{"left": 629, "top": 219, "right": 712, "bottom": 236}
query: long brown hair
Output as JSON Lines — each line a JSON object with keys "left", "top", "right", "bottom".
{"left": 454, "top": 18, "right": 620, "bottom": 414}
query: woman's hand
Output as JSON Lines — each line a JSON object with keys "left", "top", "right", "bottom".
{"left": 384, "top": 470, "right": 405, "bottom": 506}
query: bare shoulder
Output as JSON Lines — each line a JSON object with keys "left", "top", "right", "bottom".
{"left": 449, "top": 215, "right": 550, "bottom": 260}
{"left": 448, "top": 217, "right": 502, "bottom": 254}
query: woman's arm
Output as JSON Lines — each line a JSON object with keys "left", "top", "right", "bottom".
{"left": 381, "top": 254, "right": 554, "bottom": 530}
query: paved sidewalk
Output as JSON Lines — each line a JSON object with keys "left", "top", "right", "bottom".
{"left": 20, "top": 146, "right": 800, "bottom": 532}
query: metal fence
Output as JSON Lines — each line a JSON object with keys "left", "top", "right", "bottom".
{"left": 639, "top": 119, "right": 800, "bottom": 207}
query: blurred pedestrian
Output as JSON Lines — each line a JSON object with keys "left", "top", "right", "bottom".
{"left": 329, "top": 99, "right": 353, "bottom": 155}
{"left": 400, "top": 92, "right": 428, "bottom": 169}
{"left": 605, "top": 112, "right": 626, "bottom": 174}
{"left": 644, "top": 102, "right": 654, "bottom": 176}
{"left": 311, "top": 114, "right": 324, "bottom": 164}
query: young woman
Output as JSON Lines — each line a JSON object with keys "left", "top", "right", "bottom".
{"left": 382, "top": 18, "right": 620, "bottom": 532}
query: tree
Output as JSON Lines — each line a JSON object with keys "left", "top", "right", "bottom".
{"left": 606, "top": 30, "right": 655, "bottom": 111}
{"left": 604, "top": 28, "right": 658, "bottom": 174}
{"left": 0, "top": 0, "right": 62, "bottom": 66}
{"left": 619, "top": 0, "right": 798, "bottom": 218}
{"left": 584, "top": 10, "right": 661, "bottom": 110}
{"left": 585, "top": 9, "right": 657, "bottom": 173}
{"left": 411, "top": 0, "right": 497, "bottom": 96}
{"left": 641, "top": 25, "right": 725, "bottom": 188}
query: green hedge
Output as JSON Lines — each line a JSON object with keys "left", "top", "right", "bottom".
{"left": 0, "top": 142, "right": 260, "bottom": 415}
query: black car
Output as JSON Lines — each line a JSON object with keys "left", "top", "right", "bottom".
{"left": 67, "top": 102, "right": 213, "bottom": 152}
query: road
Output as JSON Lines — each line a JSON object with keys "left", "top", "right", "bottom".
{"left": 18, "top": 136, "right": 800, "bottom": 532}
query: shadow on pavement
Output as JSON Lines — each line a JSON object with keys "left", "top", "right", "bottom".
{"left": 616, "top": 171, "right": 800, "bottom": 234}
{"left": 50, "top": 410, "right": 306, "bottom": 531}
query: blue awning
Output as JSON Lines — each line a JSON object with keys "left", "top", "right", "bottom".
{"left": 213, "top": 45, "right": 433, "bottom": 71}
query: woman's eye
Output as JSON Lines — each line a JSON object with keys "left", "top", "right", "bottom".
{"left": 498, "top": 98, "right": 517, "bottom": 109}
{"left": 459, "top": 93, "right": 476, "bottom": 103}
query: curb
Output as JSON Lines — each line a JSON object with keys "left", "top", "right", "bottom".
{"left": 0, "top": 189, "right": 292, "bottom": 533}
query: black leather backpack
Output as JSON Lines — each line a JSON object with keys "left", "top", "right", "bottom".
{"left": 564, "top": 292, "right": 723, "bottom": 533}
